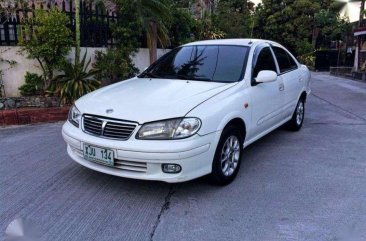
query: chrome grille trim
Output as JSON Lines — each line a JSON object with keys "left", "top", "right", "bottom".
{"left": 114, "top": 159, "right": 147, "bottom": 173}
{"left": 82, "top": 114, "right": 138, "bottom": 140}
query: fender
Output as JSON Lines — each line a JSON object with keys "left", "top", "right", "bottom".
{"left": 187, "top": 83, "right": 251, "bottom": 136}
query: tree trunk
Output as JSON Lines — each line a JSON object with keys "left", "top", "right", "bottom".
{"left": 149, "top": 21, "right": 157, "bottom": 64}
{"left": 360, "top": 0, "right": 365, "bottom": 27}
{"left": 74, "top": 0, "right": 81, "bottom": 64}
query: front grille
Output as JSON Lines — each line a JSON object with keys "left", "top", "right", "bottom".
{"left": 82, "top": 114, "right": 137, "bottom": 140}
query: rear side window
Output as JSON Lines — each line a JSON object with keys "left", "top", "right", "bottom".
{"left": 253, "top": 47, "right": 277, "bottom": 78}
{"left": 272, "top": 47, "right": 298, "bottom": 73}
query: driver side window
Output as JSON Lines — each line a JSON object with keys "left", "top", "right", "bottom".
{"left": 253, "top": 47, "right": 277, "bottom": 78}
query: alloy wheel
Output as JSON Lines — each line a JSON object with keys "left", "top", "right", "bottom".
{"left": 220, "top": 135, "right": 240, "bottom": 177}
{"left": 296, "top": 101, "right": 304, "bottom": 125}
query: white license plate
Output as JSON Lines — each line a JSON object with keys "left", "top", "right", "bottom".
{"left": 83, "top": 144, "right": 114, "bottom": 166}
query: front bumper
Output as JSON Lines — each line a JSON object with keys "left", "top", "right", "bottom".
{"left": 62, "top": 121, "right": 221, "bottom": 183}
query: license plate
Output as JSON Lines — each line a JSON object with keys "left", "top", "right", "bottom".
{"left": 83, "top": 144, "right": 114, "bottom": 166}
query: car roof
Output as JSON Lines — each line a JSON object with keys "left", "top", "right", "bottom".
{"left": 183, "top": 38, "right": 280, "bottom": 47}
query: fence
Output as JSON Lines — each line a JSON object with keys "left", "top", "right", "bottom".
{"left": 0, "top": 0, "right": 119, "bottom": 47}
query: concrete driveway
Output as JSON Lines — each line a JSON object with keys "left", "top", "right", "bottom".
{"left": 1, "top": 73, "right": 366, "bottom": 241}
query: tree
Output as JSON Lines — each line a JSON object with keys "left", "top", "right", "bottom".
{"left": 93, "top": 0, "right": 143, "bottom": 85}
{"left": 253, "top": 0, "right": 321, "bottom": 55}
{"left": 360, "top": 0, "right": 365, "bottom": 27}
{"left": 165, "top": 3, "right": 196, "bottom": 47}
{"left": 126, "top": 0, "right": 171, "bottom": 64}
{"left": 19, "top": 8, "right": 73, "bottom": 90}
{"left": 47, "top": 0, "right": 100, "bottom": 103}
{"left": 213, "top": 0, "right": 254, "bottom": 38}
{"left": 314, "top": 9, "right": 351, "bottom": 49}
{"left": 74, "top": 0, "right": 81, "bottom": 64}
{"left": 195, "top": 11, "right": 226, "bottom": 40}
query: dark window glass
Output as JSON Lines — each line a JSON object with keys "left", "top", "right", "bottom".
{"left": 140, "top": 45, "right": 249, "bottom": 83}
{"left": 253, "top": 47, "right": 277, "bottom": 78}
{"left": 215, "top": 46, "right": 248, "bottom": 82}
{"left": 272, "top": 47, "right": 298, "bottom": 73}
{"left": 191, "top": 46, "right": 218, "bottom": 80}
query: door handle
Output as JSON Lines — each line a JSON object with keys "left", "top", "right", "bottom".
{"left": 279, "top": 83, "right": 285, "bottom": 91}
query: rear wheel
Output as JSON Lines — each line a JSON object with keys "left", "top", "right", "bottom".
{"left": 210, "top": 125, "right": 244, "bottom": 186}
{"left": 286, "top": 98, "right": 305, "bottom": 131}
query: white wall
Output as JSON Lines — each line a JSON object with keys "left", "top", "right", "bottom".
{"left": 132, "top": 48, "right": 170, "bottom": 72}
{"left": 0, "top": 47, "right": 170, "bottom": 97}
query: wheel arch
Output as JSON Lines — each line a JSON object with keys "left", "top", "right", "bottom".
{"left": 300, "top": 91, "right": 307, "bottom": 102}
{"left": 222, "top": 117, "right": 247, "bottom": 140}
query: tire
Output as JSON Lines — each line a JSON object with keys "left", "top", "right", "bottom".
{"left": 210, "top": 125, "right": 244, "bottom": 186}
{"left": 286, "top": 98, "right": 305, "bottom": 132}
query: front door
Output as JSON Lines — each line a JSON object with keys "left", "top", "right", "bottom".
{"left": 248, "top": 45, "right": 285, "bottom": 138}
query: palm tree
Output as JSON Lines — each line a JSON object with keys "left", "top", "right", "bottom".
{"left": 74, "top": 0, "right": 81, "bottom": 64}
{"left": 360, "top": 0, "right": 365, "bottom": 27}
{"left": 134, "top": 0, "right": 171, "bottom": 64}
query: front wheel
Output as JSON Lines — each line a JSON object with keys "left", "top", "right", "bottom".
{"left": 210, "top": 125, "right": 244, "bottom": 186}
{"left": 286, "top": 98, "right": 305, "bottom": 131}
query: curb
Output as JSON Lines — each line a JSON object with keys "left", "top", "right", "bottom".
{"left": 0, "top": 107, "right": 69, "bottom": 126}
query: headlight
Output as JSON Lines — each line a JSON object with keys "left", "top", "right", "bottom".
{"left": 137, "top": 118, "right": 201, "bottom": 140}
{"left": 68, "top": 105, "right": 81, "bottom": 127}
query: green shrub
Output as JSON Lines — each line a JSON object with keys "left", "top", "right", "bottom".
{"left": 298, "top": 53, "right": 315, "bottom": 69}
{"left": 48, "top": 52, "right": 100, "bottom": 104}
{"left": 19, "top": 72, "right": 44, "bottom": 96}
{"left": 19, "top": 8, "right": 73, "bottom": 90}
{"left": 94, "top": 49, "right": 139, "bottom": 86}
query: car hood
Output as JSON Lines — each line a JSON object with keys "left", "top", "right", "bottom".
{"left": 76, "top": 77, "right": 236, "bottom": 124}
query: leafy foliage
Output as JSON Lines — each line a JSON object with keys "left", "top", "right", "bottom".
{"left": 195, "top": 12, "right": 226, "bottom": 40}
{"left": 253, "top": 0, "right": 321, "bottom": 55}
{"left": 252, "top": 0, "right": 350, "bottom": 56}
{"left": 93, "top": 0, "right": 142, "bottom": 85}
{"left": 49, "top": 52, "right": 100, "bottom": 104}
{"left": 132, "top": 0, "right": 171, "bottom": 48}
{"left": 165, "top": 5, "right": 196, "bottom": 47}
{"left": 94, "top": 49, "right": 139, "bottom": 86}
{"left": 297, "top": 52, "right": 315, "bottom": 69}
{"left": 213, "top": 0, "right": 254, "bottom": 38}
{"left": 314, "top": 9, "right": 351, "bottom": 48}
{"left": 19, "top": 8, "right": 73, "bottom": 89}
{"left": 18, "top": 72, "right": 44, "bottom": 96}
{"left": 111, "top": 0, "right": 171, "bottom": 63}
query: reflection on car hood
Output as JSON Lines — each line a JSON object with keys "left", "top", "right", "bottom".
{"left": 76, "top": 77, "right": 237, "bottom": 123}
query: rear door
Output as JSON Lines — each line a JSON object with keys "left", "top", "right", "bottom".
{"left": 271, "top": 46, "right": 303, "bottom": 118}
{"left": 249, "top": 44, "right": 285, "bottom": 137}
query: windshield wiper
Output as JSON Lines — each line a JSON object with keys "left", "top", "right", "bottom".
{"left": 174, "top": 74, "right": 212, "bottom": 82}
{"left": 140, "top": 72, "right": 160, "bottom": 78}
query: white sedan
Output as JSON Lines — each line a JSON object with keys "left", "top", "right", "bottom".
{"left": 62, "top": 39, "right": 311, "bottom": 185}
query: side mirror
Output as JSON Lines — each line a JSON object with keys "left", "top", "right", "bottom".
{"left": 255, "top": 70, "right": 277, "bottom": 83}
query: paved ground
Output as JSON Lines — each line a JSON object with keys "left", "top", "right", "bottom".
{"left": 1, "top": 73, "right": 366, "bottom": 241}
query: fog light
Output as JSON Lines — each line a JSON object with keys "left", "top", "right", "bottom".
{"left": 162, "top": 164, "right": 181, "bottom": 173}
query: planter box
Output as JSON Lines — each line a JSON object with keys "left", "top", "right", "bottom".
{"left": 0, "top": 107, "right": 69, "bottom": 126}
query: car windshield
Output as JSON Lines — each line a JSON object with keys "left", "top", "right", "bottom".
{"left": 139, "top": 45, "right": 249, "bottom": 83}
